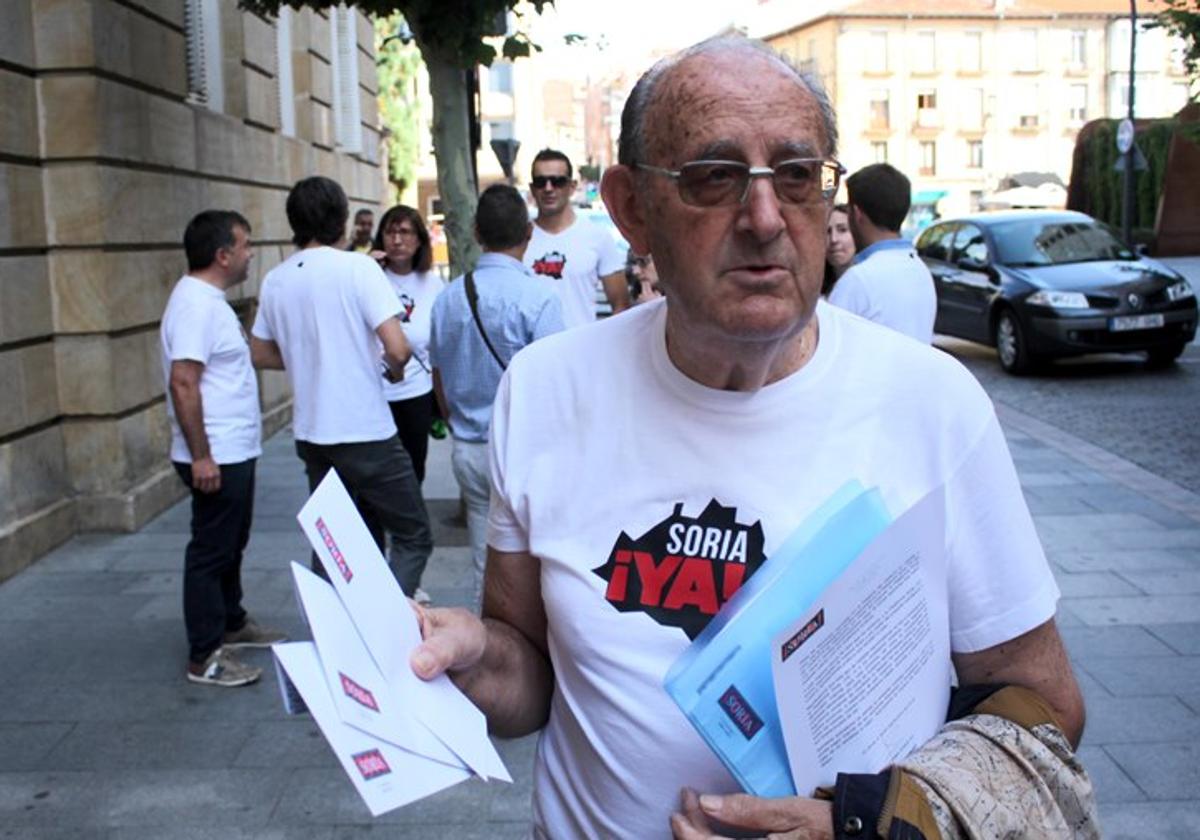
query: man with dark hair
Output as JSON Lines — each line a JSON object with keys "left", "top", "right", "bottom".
{"left": 251, "top": 177, "right": 434, "bottom": 596}
{"left": 162, "top": 210, "right": 285, "bottom": 688}
{"left": 828, "top": 163, "right": 937, "bottom": 342}
{"left": 524, "top": 147, "right": 630, "bottom": 327}
{"left": 347, "top": 207, "right": 375, "bottom": 253}
{"left": 411, "top": 36, "right": 1092, "bottom": 839}
{"left": 428, "top": 184, "right": 563, "bottom": 609}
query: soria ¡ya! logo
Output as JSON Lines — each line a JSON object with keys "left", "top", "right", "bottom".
{"left": 339, "top": 672, "right": 380, "bottom": 712}
{"left": 352, "top": 749, "right": 391, "bottom": 780}
{"left": 591, "top": 500, "right": 766, "bottom": 639}
{"left": 315, "top": 517, "right": 353, "bottom": 582}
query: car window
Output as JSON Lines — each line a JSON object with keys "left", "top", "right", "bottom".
{"left": 915, "top": 223, "right": 957, "bottom": 262}
{"left": 952, "top": 224, "right": 988, "bottom": 266}
{"left": 991, "top": 219, "right": 1135, "bottom": 266}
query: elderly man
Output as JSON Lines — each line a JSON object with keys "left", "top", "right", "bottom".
{"left": 413, "top": 37, "right": 1091, "bottom": 840}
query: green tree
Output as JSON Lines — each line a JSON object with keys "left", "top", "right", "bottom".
{"left": 375, "top": 14, "right": 421, "bottom": 203}
{"left": 1151, "top": 0, "right": 1200, "bottom": 90}
{"left": 240, "top": 0, "right": 551, "bottom": 273}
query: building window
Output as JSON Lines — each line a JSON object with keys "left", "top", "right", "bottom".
{"left": 1070, "top": 30, "right": 1087, "bottom": 69}
{"left": 869, "top": 89, "right": 890, "bottom": 129}
{"left": 329, "top": 5, "right": 362, "bottom": 153}
{"left": 488, "top": 62, "right": 513, "bottom": 94}
{"left": 920, "top": 141, "right": 936, "bottom": 175}
{"left": 960, "top": 31, "right": 982, "bottom": 73}
{"left": 275, "top": 7, "right": 295, "bottom": 136}
{"left": 914, "top": 31, "right": 936, "bottom": 73}
{"left": 962, "top": 87, "right": 984, "bottom": 130}
{"left": 1017, "top": 84, "right": 1040, "bottom": 128}
{"left": 184, "top": 0, "right": 224, "bottom": 111}
{"left": 872, "top": 141, "right": 888, "bottom": 163}
{"left": 970, "top": 190, "right": 984, "bottom": 212}
{"left": 1016, "top": 29, "right": 1039, "bottom": 72}
{"left": 916, "top": 89, "right": 938, "bottom": 127}
{"left": 1068, "top": 84, "right": 1088, "bottom": 123}
{"left": 488, "top": 120, "right": 514, "bottom": 140}
{"left": 967, "top": 139, "right": 983, "bottom": 168}
{"left": 866, "top": 31, "right": 888, "bottom": 73}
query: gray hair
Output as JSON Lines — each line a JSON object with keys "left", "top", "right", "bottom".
{"left": 617, "top": 35, "right": 838, "bottom": 166}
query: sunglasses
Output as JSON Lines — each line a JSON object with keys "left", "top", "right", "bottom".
{"left": 635, "top": 158, "right": 845, "bottom": 208}
{"left": 531, "top": 175, "right": 571, "bottom": 190}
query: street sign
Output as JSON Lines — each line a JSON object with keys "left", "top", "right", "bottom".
{"left": 1113, "top": 141, "right": 1148, "bottom": 172}
{"left": 1116, "top": 118, "right": 1135, "bottom": 154}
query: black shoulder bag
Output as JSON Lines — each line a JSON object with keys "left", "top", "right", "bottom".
{"left": 464, "top": 271, "right": 506, "bottom": 370}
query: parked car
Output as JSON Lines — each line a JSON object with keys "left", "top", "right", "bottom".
{"left": 914, "top": 210, "right": 1197, "bottom": 373}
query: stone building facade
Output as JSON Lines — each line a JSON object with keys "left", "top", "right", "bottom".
{"left": 0, "top": 0, "right": 385, "bottom": 581}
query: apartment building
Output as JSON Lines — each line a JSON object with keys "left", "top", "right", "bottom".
{"left": 0, "top": 1, "right": 385, "bottom": 579}
{"left": 755, "top": 0, "right": 1190, "bottom": 217}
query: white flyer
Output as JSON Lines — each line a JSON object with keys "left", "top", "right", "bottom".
{"left": 770, "top": 488, "right": 951, "bottom": 795}
{"left": 272, "top": 642, "right": 472, "bottom": 816}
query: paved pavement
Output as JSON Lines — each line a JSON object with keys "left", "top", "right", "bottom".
{"left": 4, "top": 393, "right": 1200, "bottom": 837}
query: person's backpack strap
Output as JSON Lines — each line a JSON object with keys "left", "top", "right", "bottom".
{"left": 464, "top": 271, "right": 506, "bottom": 370}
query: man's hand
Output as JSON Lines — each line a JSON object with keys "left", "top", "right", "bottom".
{"left": 190, "top": 455, "right": 222, "bottom": 494}
{"left": 410, "top": 606, "right": 488, "bottom": 681}
{"left": 670, "top": 788, "right": 833, "bottom": 840}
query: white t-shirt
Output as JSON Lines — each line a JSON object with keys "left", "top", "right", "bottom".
{"left": 251, "top": 246, "right": 399, "bottom": 444}
{"left": 381, "top": 268, "right": 443, "bottom": 402}
{"left": 524, "top": 217, "right": 626, "bottom": 329}
{"left": 161, "top": 275, "right": 262, "bottom": 464}
{"left": 487, "top": 300, "right": 1059, "bottom": 839}
{"left": 828, "top": 241, "right": 937, "bottom": 343}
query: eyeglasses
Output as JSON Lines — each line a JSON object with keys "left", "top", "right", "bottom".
{"left": 531, "top": 175, "right": 571, "bottom": 190}
{"left": 635, "top": 158, "right": 845, "bottom": 207}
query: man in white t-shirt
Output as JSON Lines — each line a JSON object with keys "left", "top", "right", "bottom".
{"left": 827, "top": 163, "right": 937, "bottom": 343}
{"left": 250, "top": 177, "right": 433, "bottom": 596}
{"left": 411, "top": 38, "right": 1091, "bottom": 840}
{"left": 162, "top": 210, "right": 285, "bottom": 688}
{"left": 523, "top": 148, "right": 629, "bottom": 328}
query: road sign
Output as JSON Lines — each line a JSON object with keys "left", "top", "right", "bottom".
{"left": 1113, "top": 142, "right": 1148, "bottom": 172}
{"left": 1116, "top": 118, "right": 1135, "bottom": 154}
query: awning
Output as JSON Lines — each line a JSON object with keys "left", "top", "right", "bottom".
{"left": 911, "top": 190, "right": 948, "bottom": 205}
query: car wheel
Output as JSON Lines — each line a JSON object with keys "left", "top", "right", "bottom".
{"left": 1145, "top": 341, "right": 1187, "bottom": 369}
{"left": 994, "top": 309, "right": 1036, "bottom": 375}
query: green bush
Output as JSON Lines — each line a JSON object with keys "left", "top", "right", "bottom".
{"left": 1081, "top": 118, "right": 1176, "bottom": 232}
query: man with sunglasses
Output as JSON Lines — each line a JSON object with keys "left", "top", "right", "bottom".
{"left": 828, "top": 163, "right": 937, "bottom": 343}
{"left": 411, "top": 36, "right": 1090, "bottom": 840}
{"left": 524, "top": 148, "right": 630, "bottom": 327}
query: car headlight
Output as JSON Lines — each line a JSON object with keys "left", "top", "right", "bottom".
{"left": 1166, "top": 280, "right": 1195, "bottom": 302}
{"left": 1026, "top": 290, "right": 1089, "bottom": 309}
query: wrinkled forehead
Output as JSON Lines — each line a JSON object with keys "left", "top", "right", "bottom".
{"left": 643, "top": 51, "right": 826, "bottom": 165}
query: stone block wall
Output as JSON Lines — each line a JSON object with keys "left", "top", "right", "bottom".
{"left": 0, "top": 0, "right": 385, "bottom": 581}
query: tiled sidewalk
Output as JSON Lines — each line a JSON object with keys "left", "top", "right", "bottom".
{"left": 2, "top": 404, "right": 1199, "bottom": 838}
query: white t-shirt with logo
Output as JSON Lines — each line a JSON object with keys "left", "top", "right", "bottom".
{"left": 381, "top": 268, "right": 443, "bottom": 402}
{"left": 486, "top": 300, "right": 1059, "bottom": 839}
{"left": 251, "top": 246, "right": 400, "bottom": 444}
{"left": 161, "top": 275, "right": 262, "bottom": 464}
{"left": 524, "top": 217, "right": 626, "bottom": 329}
{"left": 828, "top": 242, "right": 937, "bottom": 343}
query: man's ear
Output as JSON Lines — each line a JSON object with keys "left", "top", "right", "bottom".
{"left": 473, "top": 224, "right": 483, "bottom": 247}
{"left": 601, "top": 165, "right": 651, "bottom": 256}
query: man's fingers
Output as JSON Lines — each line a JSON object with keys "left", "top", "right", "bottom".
{"left": 410, "top": 607, "right": 485, "bottom": 681}
{"left": 699, "top": 793, "right": 830, "bottom": 835}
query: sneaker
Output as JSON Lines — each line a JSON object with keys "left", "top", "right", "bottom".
{"left": 187, "top": 648, "right": 261, "bottom": 687}
{"left": 413, "top": 587, "right": 433, "bottom": 606}
{"left": 429, "top": 418, "right": 448, "bottom": 440}
{"left": 223, "top": 618, "right": 288, "bottom": 649}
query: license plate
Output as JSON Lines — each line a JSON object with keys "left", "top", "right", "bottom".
{"left": 1110, "top": 314, "right": 1164, "bottom": 332}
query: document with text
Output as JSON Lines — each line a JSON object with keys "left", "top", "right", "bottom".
{"left": 770, "top": 488, "right": 951, "bottom": 796}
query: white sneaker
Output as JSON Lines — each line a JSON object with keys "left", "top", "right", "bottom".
{"left": 413, "top": 587, "right": 432, "bottom": 606}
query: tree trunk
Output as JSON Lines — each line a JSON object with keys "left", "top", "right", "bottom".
{"left": 421, "top": 44, "right": 480, "bottom": 277}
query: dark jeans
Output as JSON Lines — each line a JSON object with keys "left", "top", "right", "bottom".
{"left": 174, "top": 459, "right": 255, "bottom": 665}
{"left": 295, "top": 436, "right": 433, "bottom": 596}
{"left": 389, "top": 391, "right": 434, "bottom": 485}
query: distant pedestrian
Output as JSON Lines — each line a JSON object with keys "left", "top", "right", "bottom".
{"left": 524, "top": 148, "right": 629, "bottom": 327}
{"left": 371, "top": 204, "right": 445, "bottom": 603}
{"left": 822, "top": 203, "right": 855, "bottom": 296}
{"left": 347, "top": 208, "right": 374, "bottom": 253}
{"left": 162, "top": 210, "right": 286, "bottom": 688}
{"left": 828, "top": 164, "right": 936, "bottom": 342}
{"left": 250, "top": 177, "right": 434, "bottom": 596}
{"left": 428, "top": 184, "right": 564, "bottom": 609}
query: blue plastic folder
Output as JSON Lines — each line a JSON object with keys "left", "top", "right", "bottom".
{"left": 663, "top": 482, "right": 892, "bottom": 797}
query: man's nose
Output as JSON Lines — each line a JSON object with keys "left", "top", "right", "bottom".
{"left": 737, "top": 175, "right": 786, "bottom": 241}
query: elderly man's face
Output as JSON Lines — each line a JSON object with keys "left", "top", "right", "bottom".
{"left": 637, "top": 52, "right": 830, "bottom": 344}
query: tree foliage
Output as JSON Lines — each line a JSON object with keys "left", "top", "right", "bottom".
{"left": 374, "top": 14, "right": 421, "bottom": 199}
{"left": 1150, "top": 0, "right": 1200, "bottom": 87}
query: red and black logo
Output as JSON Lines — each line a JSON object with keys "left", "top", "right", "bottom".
{"left": 591, "top": 500, "right": 766, "bottom": 639}
{"left": 531, "top": 250, "right": 567, "bottom": 279}
{"left": 398, "top": 293, "right": 415, "bottom": 323}
{"left": 339, "top": 671, "right": 380, "bottom": 712}
{"left": 316, "top": 517, "right": 353, "bottom": 583}
{"left": 352, "top": 749, "right": 392, "bottom": 781}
